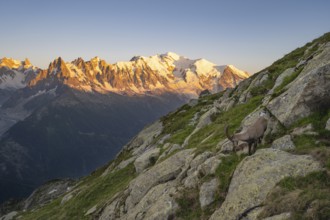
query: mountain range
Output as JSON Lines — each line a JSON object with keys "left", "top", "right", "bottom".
{"left": 0, "top": 53, "right": 248, "bottom": 202}
{"left": 1, "top": 32, "right": 329, "bottom": 220}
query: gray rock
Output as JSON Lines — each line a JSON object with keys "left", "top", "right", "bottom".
{"left": 0, "top": 211, "right": 17, "bottom": 220}
{"left": 198, "top": 155, "right": 222, "bottom": 176}
{"left": 84, "top": 205, "right": 97, "bottom": 216}
{"left": 167, "top": 144, "right": 182, "bottom": 155}
{"left": 217, "top": 138, "right": 234, "bottom": 153}
{"left": 239, "top": 71, "right": 268, "bottom": 103}
{"left": 157, "top": 144, "right": 182, "bottom": 162}
{"left": 183, "top": 107, "right": 218, "bottom": 147}
{"left": 23, "top": 179, "right": 75, "bottom": 210}
{"left": 188, "top": 151, "right": 214, "bottom": 174}
{"left": 326, "top": 118, "right": 330, "bottom": 130}
{"left": 262, "top": 212, "right": 291, "bottom": 220}
{"left": 99, "top": 197, "right": 122, "bottom": 220}
{"left": 299, "top": 42, "right": 330, "bottom": 76}
{"left": 61, "top": 193, "right": 73, "bottom": 205}
{"left": 182, "top": 151, "right": 214, "bottom": 188}
{"left": 125, "top": 149, "right": 195, "bottom": 211}
{"left": 268, "top": 68, "right": 295, "bottom": 96}
{"left": 199, "top": 178, "right": 219, "bottom": 209}
{"left": 217, "top": 97, "right": 235, "bottom": 111}
{"left": 123, "top": 182, "right": 178, "bottom": 220}
{"left": 134, "top": 148, "right": 160, "bottom": 173}
{"left": 209, "top": 149, "right": 321, "bottom": 220}
{"left": 267, "top": 63, "right": 330, "bottom": 127}
{"left": 291, "top": 123, "right": 318, "bottom": 136}
{"left": 113, "top": 157, "right": 137, "bottom": 172}
{"left": 157, "top": 134, "right": 171, "bottom": 145}
{"left": 183, "top": 171, "right": 200, "bottom": 188}
{"left": 125, "top": 120, "right": 163, "bottom": 156}
{"left": 271, "top": 135, "right": 295, "bottom": 150}
{"left": 188, "top": 99, "right": 198, "bottom": 107}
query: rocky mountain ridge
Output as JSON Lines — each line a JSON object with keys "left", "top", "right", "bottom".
{"left": 0, "top": 57, "right": 39, "bottom": 90}
{"left": 28, "top": 52, "right": 248, "bottom": 97}
{"left": 0, "top": 53, "right": 249, "bottom": 98}
{"left": 1, "top": 33, "right": 330, "bottom": 219}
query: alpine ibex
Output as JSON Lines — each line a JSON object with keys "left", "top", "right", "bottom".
{"left": 225, "top": 116, "right": 268, "bottom": 155}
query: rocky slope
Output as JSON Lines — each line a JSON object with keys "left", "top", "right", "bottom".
{"left": 2, "top": 33, "right": 330, "bottom": 220}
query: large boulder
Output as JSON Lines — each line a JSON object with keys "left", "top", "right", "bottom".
{"left": 125, "top": 149, "right": 195, "bottom": 211}
{"left": 198, "top": 155, "right": 222, "bottom": 176}
{"left": 299, "top": 42, "right": 330, "bottom": 75}
{"left": 326, "top": 118, "right": 330, "bottom": 130}
{"left": 268, "top": 68, "right": 295, "bottom": 95}
{"left": 122, "top": 182, "right": 178, "bottom": 220}
{"left": 183, "top": 107, "right": 218, "bottom": 147}
{"left": 134, "top": 148, "right": 160, "bottom": 173}
{"left": 199, "top": 178, "right": 219, "bottom": 209}
{"left": 267, "top": 63, "right": 330, "bottom": 127}
{"left": 183, "top": 151, "right": 213, "bottom": 189}
{"left": 209, "top": 149, "right": 321, "bottom": 220}
{"left": 271, "top": 135, "right": 295, "bottom": 151}
{"left": 126, "top": 120, "right": 163, "bottom": 155}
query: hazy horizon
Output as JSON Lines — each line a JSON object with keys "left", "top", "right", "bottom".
{"left": 1, "top": 0, "right": 330, "bottom": 74}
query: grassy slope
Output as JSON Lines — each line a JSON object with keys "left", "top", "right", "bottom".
{"left": 19, "top": 32, "right": 330, "bottom": 220}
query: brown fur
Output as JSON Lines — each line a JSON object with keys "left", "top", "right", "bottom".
{"left": 225, "top": 117, "right": 268, "bottom": 155}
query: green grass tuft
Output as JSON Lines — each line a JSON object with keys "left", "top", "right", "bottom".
{"left": 21, "top": 164, "right": 136, "bottom": 220}
{"left": 259, "top": 171, "right": 330, "bottom": 220}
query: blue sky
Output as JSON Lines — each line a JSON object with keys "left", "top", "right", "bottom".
{"left": 1, "top": 0, "right": 329, "bottom": 73}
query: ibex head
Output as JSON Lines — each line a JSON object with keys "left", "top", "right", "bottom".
{"left": 225, "top": 124, "right": 239, "bottom": 150}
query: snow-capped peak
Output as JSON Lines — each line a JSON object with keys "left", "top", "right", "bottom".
{"left": 0, "top": 57, "right": 39, "bottom": 90}
{"left": 226, "top": 64, "right": 250, "bottom": 78}
{"left": 23, "top": 53, "right": 250, "bottom": 97}
{"left": 163, "top": 52, "right": 181, "bottom": 60}
{"left": 0, "top": 57, "right": 24, "bottom": 69}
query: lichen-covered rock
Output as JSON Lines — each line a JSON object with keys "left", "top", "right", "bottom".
{"left": 267, "top": 58, "right": 330, "bottom": 127}
{"left": 209, "top": 149, "right": 321, "bottom": 220}
{"left": 291, "top": 123, "right": 318, "bottom": 136}
{"left": 198, "top": 155, "right": 222, "bottom": 176}
{"left": 269, "top": 68, "right": 295, "bottom": 95}
{"left": 134, "top": 148, "right": 160, "bottom": 173}
{"left": 183, "top": 107, "right": 218, "bottom": 146}
{"left": 23, "top": 179, "right": 75, "bottom": 210}
{"left": 262, "top": 212, "right": 291, "bottom": 220}
{"left": 183, "top": 171, "right": 200, "bottom": 189}
{"left": 125, "top": 149, "right": 195, "bottom": 211}
{"left": 182, "top": 151, "right": 214, "bottom": 188}
{"left": 239, "top": 71, "right": 268, "bottom": 103}
{"left": 326, "top": 118, "right": 330, "bottom": 130}
{"left": 0, "top": 211, "right": 17, "bottom": 220}
{"left": 199, "top": 178, "right": 219, "bottom": 209}
{"left": 126, "top": 120, "right": 163, "bottom": 155}
{"left": 217, "top": 138, "right": 233, "bottom": 152}
{"left": 123, "top": 182, "right": 178, "bottom": 220}
{"left": 112, "top": 157, "right": 137, "bottom": 173}
{"left": 189, "top": 151, "right": 214, "bottom": 172}
{"left": 271, "top": 135, "right": 295, "bottom": 150}
{"left": 299, "top": 42, "right": 330, "bottom": 75}
{"left": 84, "top": 205, "right": 97, "bottom": 216}
{"left": 157, "top": 144, "right": 182, "bottom": 161}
